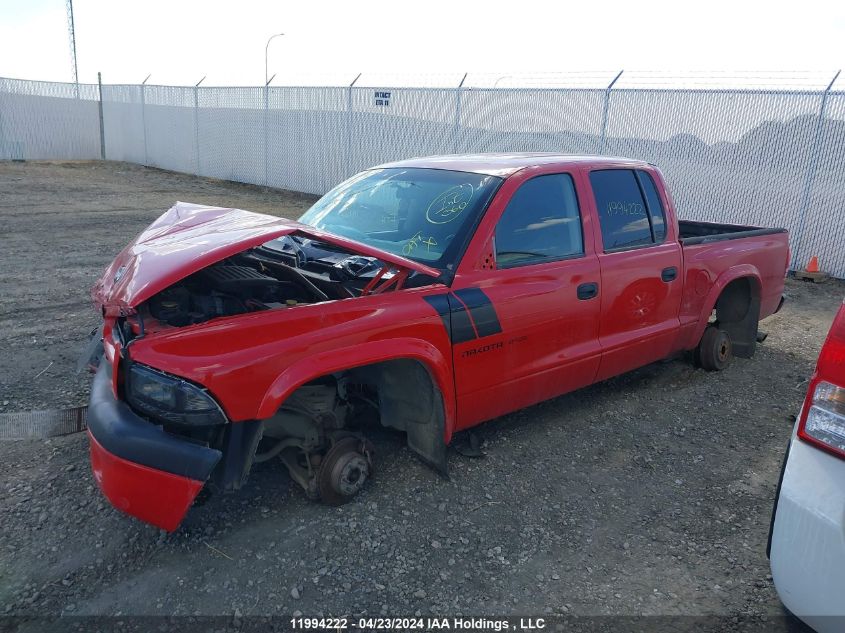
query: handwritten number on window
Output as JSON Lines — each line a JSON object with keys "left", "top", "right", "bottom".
{"left": 403, "top": 231, "right": 438, "bottom": 256}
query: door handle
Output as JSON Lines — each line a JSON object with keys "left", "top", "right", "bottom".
{"left": 661, "top": 266, "right": 678, "bottom": 282}
{"left": 577, "top": 282, "right": 599, "bottom": 300}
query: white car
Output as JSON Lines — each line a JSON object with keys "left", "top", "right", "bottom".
{"left": 770, "top": 299, "right": 845, "bottom": 632}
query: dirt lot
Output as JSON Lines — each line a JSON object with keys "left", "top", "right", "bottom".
{"left": 0, "top": 161, "right": 318, "bottom": 414}
{"left": 1, "top": 161, "right": 843, "bottom": 629}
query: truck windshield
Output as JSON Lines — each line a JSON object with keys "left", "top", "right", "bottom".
{"left": 297, "top": 168, "right": 502, "bottom": 269}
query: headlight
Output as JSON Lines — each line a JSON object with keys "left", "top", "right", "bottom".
{"left": 126, "top": 363, "right": 227, "bottom": 426}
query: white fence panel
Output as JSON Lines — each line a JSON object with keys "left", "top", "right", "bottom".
{"left": 0, "top": 78, "right": 100, "bottom": 160}
{"left": 2, "top": 76, "right": 844, "bottom": 276}
{"left": 604, "top": 89, "right": 823, "bottom": 249}
{"left": 457, "top": 88, "right": 605, "bottom": 154}
{"left": 796, "top": 92, "right": 845, "bottom": 276}
{"left": 101, "top": 85, "right": 146, "bottom": 164}
{"left": 197, "top": 86, "right": 264, "bottom": 185}
{"left": 267, "top": 87, "right": 348, "bottom": 195}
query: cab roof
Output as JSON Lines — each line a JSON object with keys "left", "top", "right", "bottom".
{"left": 374, "top": 153, "right": 652, "bottom": 177}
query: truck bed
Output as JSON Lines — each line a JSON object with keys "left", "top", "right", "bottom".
{"left": 679, "top": 220, "right": 787, "bottom": 245}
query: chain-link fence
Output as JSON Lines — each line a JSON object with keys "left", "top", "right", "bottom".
{"left": 2, "top": 73, "right": 844, "bottom": 277}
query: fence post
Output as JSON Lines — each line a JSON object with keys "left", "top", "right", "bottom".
{"left": 453, "top": 73, "right": 467, "bottom": 154}
{"left": 791, "top": 69, "right": 840, "bottom": 270}
{"left": 345, "top": 73, "right": 361, "bottom": 178}
{"left": 97, "top": 72, "right": 106, "bottom": 160}
{"left": 489, "top": 75, "right": 512, "bottom": 148}
{"left": 599, "top": 70, "right": 623, "bottom": 154}
{"left": 193, "top": 76, "right": 205, "bottom": 175}
{"left": 264, "top": 78, "right": 271, "bottom": 187}
{"left": 140, "top": 74, "right": 150, "bottom": 165}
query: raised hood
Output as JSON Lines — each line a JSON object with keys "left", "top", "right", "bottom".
{"left": 92, "top": 202, "right": 440, "bottom": 315}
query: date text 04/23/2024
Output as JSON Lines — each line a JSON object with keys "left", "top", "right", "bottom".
{"left": 289, "top": 617, "right": 547, "bottom": 631}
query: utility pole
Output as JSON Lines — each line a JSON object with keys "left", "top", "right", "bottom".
{"left": 66, "top": 0, "right": 79, "bottom": 97}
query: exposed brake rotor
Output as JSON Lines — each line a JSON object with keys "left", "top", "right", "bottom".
{"left": 317, "top": 437, "right": 374, "bottom": 505}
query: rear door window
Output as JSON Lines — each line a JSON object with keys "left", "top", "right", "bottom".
{"left": 495, "top": 173, "right": 583, "bottom": 267}
{"left": 589, "top": 169, "right": 653, "bottom": 251}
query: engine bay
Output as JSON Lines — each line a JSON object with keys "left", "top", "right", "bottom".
{"left": 145, "top": 263, "right": 312, "bottom": 327}
{"left": 134, "top": 234, "right": 430, "bottom": 333}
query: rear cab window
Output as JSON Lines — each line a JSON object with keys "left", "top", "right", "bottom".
{"left": 494, "top": 173, "right": 584, "bottom": 268}
{"left": 589, "top": 169, "right": 667, "bottom": 251}
{"left": 637, "top": 171, "right": 666, "bottom": 242}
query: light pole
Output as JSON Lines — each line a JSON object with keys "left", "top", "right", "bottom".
{"left": 265, "top": 33, "right": 285, "bottom": 86}
{"left": 493, "top": 74, "right": 512, "bottom": 89}
{"left": 264, "top": 33, "right": 283, "bottom": 188}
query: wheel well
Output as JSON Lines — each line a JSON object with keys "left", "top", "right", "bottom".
{"left": 716, "top": 277, "right": 754, "bottom": 322}
{"left": 714, "top": 276, "right": 761, "bottom": 359}
{"left": 347, "top": 358, "right": 448, "bottom": 474}
{"left": 259, "top": 358, "right": 449, "bottom": 498}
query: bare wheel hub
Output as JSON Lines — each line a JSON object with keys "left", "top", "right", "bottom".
{"left": 317, "top": 437, "right": 373, "bottom": 505}
{"left": 330, "top": 452, "right": 368, "bottom": 497}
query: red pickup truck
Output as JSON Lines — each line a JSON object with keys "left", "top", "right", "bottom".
{"left": 86, "top": 154, "right": 789, "bottom": 530}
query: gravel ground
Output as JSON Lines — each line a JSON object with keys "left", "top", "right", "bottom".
{"left": 1, "top": 161, "right": 843, "bottom": 630}
{"left": 0, "top": 160, "right": 317, "bottom": 414}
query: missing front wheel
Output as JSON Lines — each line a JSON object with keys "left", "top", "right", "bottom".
{"left": 275, "top": 435, "right": 375, "bottom": 505}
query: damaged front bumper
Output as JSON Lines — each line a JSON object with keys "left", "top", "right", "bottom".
{"left": 86, "top": 360, "right": 222, "bottom": 531}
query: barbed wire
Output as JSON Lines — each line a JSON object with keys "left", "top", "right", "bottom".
{"left": 2, "top": 71, "right": 841, "bottom": 92}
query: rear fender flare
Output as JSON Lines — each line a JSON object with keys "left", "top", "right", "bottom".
{"left": 256, "top": 338, "right": 456, "bottom": 444}
{"left": 692, "top": 265, "right": 762, "bottom": 345}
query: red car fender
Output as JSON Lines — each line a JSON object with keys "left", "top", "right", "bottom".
{"left": 687, "top": 264, "right": 762, "bottom": 348}
{"left": 255, "top": 337, "right": 457, "bottom": 444}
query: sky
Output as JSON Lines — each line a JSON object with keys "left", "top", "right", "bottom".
{"left": 1, "top": 0, "right": 844, "bottom": 89}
